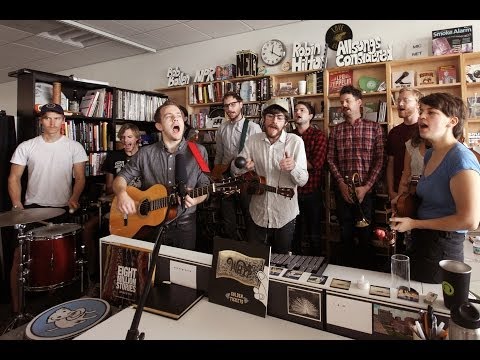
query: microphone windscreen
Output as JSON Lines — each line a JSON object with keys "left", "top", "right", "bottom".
{"left": 234, "top": 156, "right": 247, "bottom": 169}
{"left": 175, "top": 154, "right": 188, "bottom": 195}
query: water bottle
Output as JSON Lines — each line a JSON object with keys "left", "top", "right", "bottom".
{"left": 473, "top": 236, "right": 480, "bottom": 262}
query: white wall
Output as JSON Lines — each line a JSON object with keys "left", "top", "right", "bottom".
{"left": 1, "top": 20, "right": 478, "bottom": 117}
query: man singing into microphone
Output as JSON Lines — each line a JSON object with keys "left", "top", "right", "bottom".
{"left": 231, "top": 99, "right": 308, "bottom": 254}
{"left": 112, "top": 100, "right": 210, "bottom": 250}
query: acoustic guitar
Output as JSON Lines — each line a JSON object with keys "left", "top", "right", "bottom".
{"left": 211, "top": 163, "right": 231, "bottom": 182}
{"left": 396, "top": 176, "right": 420, "bottom": 218}
{"left": 239, "top": 171, "right": 295, "bottom": 199}
{"left": 110, "top": 177, "right": 240, "bottom": 238}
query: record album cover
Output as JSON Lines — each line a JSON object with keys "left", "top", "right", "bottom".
{"left": 101, "top": 242, "right": 151, "bottom": 307}
{"left": 209, "top": 237, "right": 271, "bottom": 317}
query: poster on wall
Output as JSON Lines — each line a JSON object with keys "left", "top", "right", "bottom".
{"left": 432, "top": 25, "right": 473, "bottom": 56}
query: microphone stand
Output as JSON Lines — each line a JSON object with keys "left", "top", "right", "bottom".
{"left": 125, "top": 210, "right": 185, "bottom": 340}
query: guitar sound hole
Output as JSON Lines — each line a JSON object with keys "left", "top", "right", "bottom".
{"left": 139, "top": 200, "right": 150, "bottom": 216}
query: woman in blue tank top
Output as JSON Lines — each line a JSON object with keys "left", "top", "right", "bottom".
{"left": 391, "top": 92, "right": 480, "bottom": 283}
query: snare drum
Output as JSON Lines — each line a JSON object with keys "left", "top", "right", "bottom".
{"left": 25, "top": 223, "right": 83, "bottom": 291}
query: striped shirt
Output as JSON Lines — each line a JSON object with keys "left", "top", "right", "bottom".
{"left": 293, "top": 126, "right": 327, "bottom": 195}
{"left": 327, "top": 118, "right": 385, "bottom": 190}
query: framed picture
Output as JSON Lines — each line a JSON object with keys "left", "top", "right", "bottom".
{"left": 287, "top": 286, "right": 321, "bottom": 322}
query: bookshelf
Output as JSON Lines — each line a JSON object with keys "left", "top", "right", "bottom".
{"left": 9, "top": 68, "right": 167, "bottom": 204}
{"left": 159, "top": 52, "right": 480, "bottom": 256}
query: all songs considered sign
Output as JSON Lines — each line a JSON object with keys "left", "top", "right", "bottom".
{"left": 100, "top": 242, "right": 151, "bottom": 307}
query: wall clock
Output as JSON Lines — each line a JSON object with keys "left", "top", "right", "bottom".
{"left": 261, "top": 39, "right": 286, "bottom": 66}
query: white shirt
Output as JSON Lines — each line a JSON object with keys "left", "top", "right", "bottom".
{"left": 214, "top": 117, "right": 262, "bottom": 165}
{"left": 10, "top": 135, "right": 88, "bottom": 207}
{"left": 405, "top": 139, "right": 424, "bottom": 178}
{"left": 232, "top": 131, "right": 308, "bottom": 228}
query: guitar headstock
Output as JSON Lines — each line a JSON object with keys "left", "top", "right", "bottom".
{"left": 278, "top": 187, "right": 295, "bottom": 199}
{"left": 212, "top": 176, "right": 241, "bottom": 195}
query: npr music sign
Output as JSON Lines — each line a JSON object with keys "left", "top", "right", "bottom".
{"left": 292, "top": 42, "right": 325, "bottom": 72}
{"left": 335, "top": 37, "right": 393, "bottom": 67}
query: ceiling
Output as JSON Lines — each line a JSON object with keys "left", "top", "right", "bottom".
{"left": 0, "top": 20, "right": 302, "bottom": 85}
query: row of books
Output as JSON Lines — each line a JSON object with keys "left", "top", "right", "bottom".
{"left": 79, "top": 88, "right": 113, "bottom": 118}
{"left": 392, "top": 65, "right": 457, "bottom": 88}
{"left": 363, "top": 100, "right": 387, "bottom": 123}
{"left": 61, "top": 120, "right": 111, "bottom": 152}
{"left": 85, "top": 152, "right": 107, "bottom": 177}
{"left": 114, "top": 89, "right": 167, "bottom": 122}
{"left": 305, "top": 70, "right": 324, "bottom": 95}
{"left": 188, "top": 78, "right": 270, "bottom": 105}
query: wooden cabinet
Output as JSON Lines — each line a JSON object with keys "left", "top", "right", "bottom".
{"left": 461, "top": 52, "right": 480, "bottom": 146}
{"left": 387, "top": 53, "right": 462, "bottom": 129}
{"left": 155, "top": 52, "right": 480, "bottom": 257}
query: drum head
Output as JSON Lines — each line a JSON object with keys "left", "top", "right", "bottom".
{"left": 25, "top": 298, "right": 110, "bottom": 340}
{"left": 30, "top": 223, "right": 82, "bottom": 238}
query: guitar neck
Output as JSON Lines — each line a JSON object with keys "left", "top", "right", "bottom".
{"left": 188, "top": 184, "right": 213, "bottom": 198}
{"left": 149, "top": 184, "right": 213, "bottom": 211}
{"left": 260, "top": 183, "right": 280, "bottom": 194}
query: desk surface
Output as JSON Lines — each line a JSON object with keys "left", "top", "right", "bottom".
{"left": 74, "top": 298, "right": 349, "bottom": 340}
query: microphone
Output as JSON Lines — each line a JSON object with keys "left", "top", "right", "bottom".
{"left": 234, "top": 156, "right": 247, "bottom": 169}
{"left": 175, "top": 153, "right": 188, "bottom": 211}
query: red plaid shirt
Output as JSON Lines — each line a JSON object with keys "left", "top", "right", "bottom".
{"left": 327, "top": 118, "right": 385, "bottom": 190}
{"left": 294, "top": 126, "right": 327, "bottom": 195}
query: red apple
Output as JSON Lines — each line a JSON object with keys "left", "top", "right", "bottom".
{"left": 375, "top": 228, "right": 386, "bottom": 240}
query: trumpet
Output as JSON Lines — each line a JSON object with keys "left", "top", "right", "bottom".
{"left": 345, "top": 173, "right": 370, "bottom": 228}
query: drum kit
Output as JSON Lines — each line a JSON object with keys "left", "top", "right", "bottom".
{"left": 0, "top": 207, "right": 86, "bottom": 333}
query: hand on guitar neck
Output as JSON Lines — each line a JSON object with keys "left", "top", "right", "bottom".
{"left": 110, "top": 178, "right": 240, "bottom": 238}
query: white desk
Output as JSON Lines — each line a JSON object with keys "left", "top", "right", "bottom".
{"left": 74, "top": 298, "right": 349, "bottom": 340}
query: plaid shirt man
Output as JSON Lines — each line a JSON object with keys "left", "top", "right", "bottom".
{"left": 293, "top": 126, "right": 327, "bottom": 194}
{"left": 327, "top": 117, "right": 385, "bottom": 190}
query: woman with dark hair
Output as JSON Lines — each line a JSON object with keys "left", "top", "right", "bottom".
{"left": 391, "top": 92, "right": 480, "bottom": 283}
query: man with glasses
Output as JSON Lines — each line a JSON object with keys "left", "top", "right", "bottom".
{"left": 113, "top": 100, "right": 210, "bottom": 250}
{"left": 231, "top": 99, "right": 308, "bottom": 253}
{"left": 214, "top": 91, "right": 261, "bottom": 241}
{"left": 386, "top": 88, "right": 422, "bottom": 253}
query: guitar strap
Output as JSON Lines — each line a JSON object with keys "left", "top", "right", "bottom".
{"left": 238, "top": 119, "right": 249, "bottom": 153}
{"left": 187, "top": 140, "right": 210, "bottom": 173}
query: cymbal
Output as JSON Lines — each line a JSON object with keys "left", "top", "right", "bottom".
{"left": 0, "top": 208, "right": 66, "bottom": 228}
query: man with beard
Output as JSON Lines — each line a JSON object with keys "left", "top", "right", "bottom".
{"left": 213, "top": 91, "right": 261, "bottom": 241}
{"left": 327, "top": 85, "right": 385, "bottom": 270}
{"left": 82, "top": 123, "right": 142, "bottom": 280}
{"left": 231, "top": 99, "right": 308, "bottom": 253}
{"left": 386, "top": 88, "right": 422, "bottom": 253}
{"left": 113, "top": 100, "right": 210, "bottom": 250}
{"left": 292, "top": 101, "right": 327, "bottom": 256}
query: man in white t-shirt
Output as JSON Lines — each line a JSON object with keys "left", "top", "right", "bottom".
{"left": 7, "top": 103, "right": 88, "bottom": 314}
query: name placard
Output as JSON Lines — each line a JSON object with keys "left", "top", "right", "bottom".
{"left": 335, "top": 37, "right": 393, "bottom": 67}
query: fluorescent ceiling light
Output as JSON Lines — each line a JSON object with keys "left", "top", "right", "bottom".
{"left": 58, "top": 20, "right": 157, "bottom": 53}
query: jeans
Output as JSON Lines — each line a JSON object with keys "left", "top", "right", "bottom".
{"left": 334, "top": 190, "right": 375, "bottom": 270}
{"left": 247, "top": 218, "right": 296, "bottom": 254}
{"left": 408, "top": 229, "right": 465, "bottom": 283}
{"left": 294, "top": 190, "right": 323, "bottom": 255}
{"left": 221, "top": 192, "right": 252, "bottom": 241}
